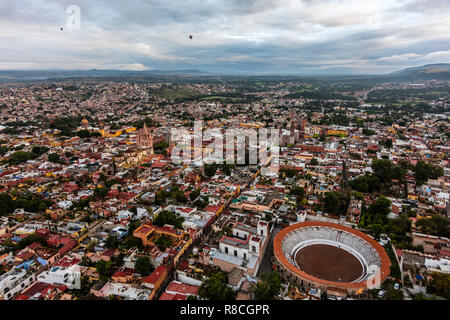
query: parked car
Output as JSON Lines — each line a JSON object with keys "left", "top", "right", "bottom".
{"left": 377, "top": 290, "right": 386, "bottom": 299}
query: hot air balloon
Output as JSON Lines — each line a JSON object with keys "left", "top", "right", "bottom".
{"left": 189, "top": 35, "right": 193, "bottom": 39}
{"left": 60, "top": 27, "right": 64, "bottom": 31}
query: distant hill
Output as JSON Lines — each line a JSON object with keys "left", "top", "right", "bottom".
{"left": 390, "top": 63, "right": 450, "bottom": 79}
{"left": 0, "top": 69, "right": 207, "bottom": 82}
{"left": 1, "top": 64, "right": 450, "bottom": 82}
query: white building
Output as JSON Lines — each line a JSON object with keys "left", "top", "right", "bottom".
{"left": 36, "top": 265, "right": 81, "bottom": 290}
{"left": 98, "top": 282, "right": 151, "bottom": 300}
{"left": 0, "top": 268, "right": 36, "bottom": 300}
{"left": 57, "top": 200, "right": 73, "bottom": 210}
{"left": 212, "top": 220, "right": 270, "bottom": 276}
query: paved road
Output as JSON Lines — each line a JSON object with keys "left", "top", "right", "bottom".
{"left": 257, "top": 226, "right": 280, "bottom": 277}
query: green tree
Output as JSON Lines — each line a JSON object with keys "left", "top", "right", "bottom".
{"left": 153, "top": 210, "right": 185, "bottom": 229}
{"left": 198, "top": 271, "right": 237, "bottom": 300}
{"left": 264, "top": 212, "right": 273, "bottom": 221}
{"left": 96, "top": 260, "right": 112, "bottom": 278}
{"left": 7, "top": 151, "right": 36, "bottom": 164}
{"left": 252, "top": 273, "right": 282, "bottom": 300}
{"left": 189, "top": 189, "right": 201, "bottom": 201}
{"left": 48, "top": 153, "right": 60, "bottom": 163}
{"left": 76, "top": 130, "right": 91, "bottom": 138}
{"left": 204, "top": 163, "right": 218, "bottom": 177}
{"left": 349, "top": 174, "right": 381, "bottom": 194}
{"left": 105, "top": 236, "right": 119, "bottom": 248}
{"left": 428, "top": 273, "right": 450, "bottom": 299}
{"left": 0, "top": 145, "right": 9, "bottom": 156}
{"left": 369, "top": 196, "right": 392, "bottom": 218}
{"left": 135, "top": 256, "right": 153, "bottom": 276}
{"left": 154, "top": 236, "right": 173, "bottom": 250}
{"left": 372, "top": 159, "right": 395, "bottom": 184}
{"left": 93, "top": 187, "right": 109, "bottom": 199}
{"left": 290, "top": 186, "right": 305, "bottom": 198}
{"left": 32, "top": 146, "right": 49, "bottom": 156}
{"left": 220, "top": 164, "right": 234, "bottom": 176}
{"left": 415, "top": 215, "right": 450, "bottom": 238}
{"left": 0, "top": 193, "right": 15, "bottom": 216}
{"left": 174, "top": 191, "right": 188, "bottom": 204}
{"left": 324, "top": 191, "right": 347, "bottom": 216}
{"left": 87, "top": 240, "right": 96, "bottom": 252}
{"left": 413, "top": 161, "right": 444, "bottom": 185}
{"left": 123, "top": 236, "right": 143, "bottom": 250}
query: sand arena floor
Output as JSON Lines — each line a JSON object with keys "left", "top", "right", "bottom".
{"left": 295, "top": 244, "right": 363, "bottom": 283}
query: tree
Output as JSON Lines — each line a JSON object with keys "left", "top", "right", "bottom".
{"left": 415, "top": 215, "right": 450, "bottom": 238}
{"left": 349, "top": 174, "right": 381, "bottom": 194}
{"left": 3, "top": 238, "right": 13, "bottom": 249}
{"left": 154, "top": 189, "right": 168, "bottom": 205}
{"left": 7, "top": 151, "right": 36, "bottom": 164}
{"left": 0, "top": 145, "right": 8, "bottom": 156}
{"left": 380, "top": 139, "right": 393, "bottom": 148}
{"left": 153, "top": 141, "right": 169, "bottom": 154}
{"left": 310, "top": 158, "right": 318, "bottom": 166}
{"left": 370, "top": 224, "right": 383, "bottom": 238}
{"left": 279, "top": 167, "right": 296, "bottom": 178}
{"left": 48, "top": 153, "right": 60, "bottom": 163}
{"left": 189, "top": 189, "right": 201, "bottom": 201}
{"left": 123, "top": 236, "right": 142, "bottom": 250}
{"left": 264, "top": 212, "right": 273, "bottom": 221}
{"left": 362, "top": 128, "right": 375, "bottom": 136}
{"left": 96, "top": 260, "right": 112, "bottom": 278}
{"left": 105, "top": 236, "right": 119, "bottom": 248}
{"left": 368, "top": 196, "right": 392, "bottom": 222}
{"left": 371, "top": 159, "right": 395, "bottom": 184}
{"left": 198, "top": 271, "right": 237, "bottom": 300}
{"left": 194, "top": 198, "right": 208, "bottom": 209}
{"left": 93, "top": 187, "right": 109, "bottom": 199}
{"left": 413, "top": 161, "right": 444, "bottom": 185}
{"left": 76, "top": 130, "right": 92, "bottom": 138}
{"left": 154, "top": 236, "right": 172, "bottom": 250}
{"left": 428, "top": 273, "right": 450, "bottom": 299}
{"left": 324, "top": 191, "right": 347, "bottom": 216}
{"left": 16, "top": 233, "right": 47, "bottom": 250}
{"left": 175, "top": 191, "right": 188, "bottom": 204}
{"left": 135, "top": 256, "right": 152, "bottom": 276}
{"left": 153, "top": 210, "right": 184, "bottom": 229}
{"left": 127, "top": 220, "right": 141, "bottom": 233}
{"left": 252, "top": 273, "right": 281, "bottom": 300}
{"left": 31, "top": 146, "right": 49, "bottom": 156}
{"left": 204, "top": 163, "right": 218, "bottom": 177}
{"left": 38, "top": 202, "right": 48, "bottom": 212}
{"left": 87, "top": 240, "right": 96, "bottom": 252}
{"left": 0, "top": 193, "right": 15, "bottom": 216}
{"left": 289, "top": 186, "right": 305, "bottom": 198}
{"left": 221, "top": 164, "right": 234, "bottom": 176}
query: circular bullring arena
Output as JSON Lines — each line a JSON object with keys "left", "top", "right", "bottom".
{"left": 273, "top": 221, "right": 391, "bottom": 297}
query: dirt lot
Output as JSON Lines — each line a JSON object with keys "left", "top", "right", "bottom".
{"left": 295, "top": 244, "right": 363, "bottom": 282}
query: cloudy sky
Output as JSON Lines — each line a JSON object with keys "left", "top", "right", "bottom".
{"left": 1, "top": 0, "right": 449, "bottom": 74}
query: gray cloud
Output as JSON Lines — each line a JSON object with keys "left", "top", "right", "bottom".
{"left": 0, "top": 0, "right": 449, "bottom": 74}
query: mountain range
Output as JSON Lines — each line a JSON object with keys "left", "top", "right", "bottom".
{"left": 0, "top": 64, "right": 449, "bottom": 82}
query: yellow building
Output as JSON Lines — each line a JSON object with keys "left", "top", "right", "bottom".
{"left": 327, "top": 129, "right": 348, "bottom": 137}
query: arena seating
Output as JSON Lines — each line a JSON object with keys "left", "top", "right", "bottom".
{"left": 281, "top": 225, "right": 382, "bottom": 282}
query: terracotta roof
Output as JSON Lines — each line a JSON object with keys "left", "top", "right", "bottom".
{"left": 165, "top": 280, "right": 199, "bottom": 295}
{"left": 159, "top": 292, "right": 187, "bottom": 300}
{"left": 142, "top": 265, "right": 167, "bottom": 285}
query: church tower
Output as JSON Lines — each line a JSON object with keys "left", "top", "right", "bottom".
{"left": 137, "top": 122, "right": 154, "bottom": 154}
